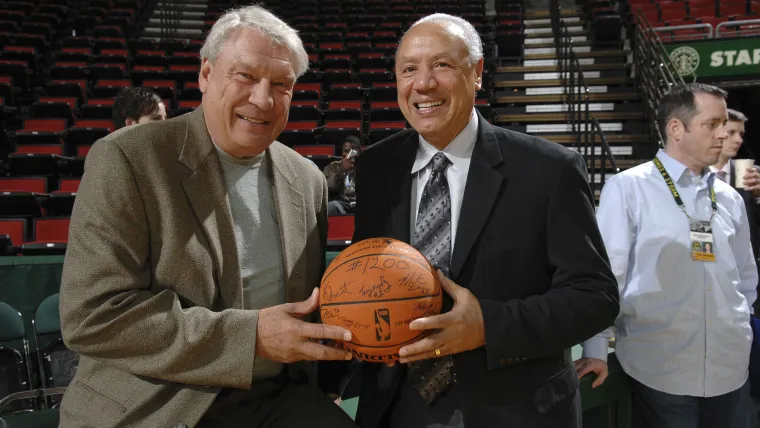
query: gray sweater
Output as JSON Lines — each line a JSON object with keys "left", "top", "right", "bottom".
{"left": 215, "top": 144, "right": 285, "bottom": 380}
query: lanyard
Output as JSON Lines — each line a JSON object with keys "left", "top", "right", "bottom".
{"left": 652, "top": 157, "right": 717, "bottom": 222}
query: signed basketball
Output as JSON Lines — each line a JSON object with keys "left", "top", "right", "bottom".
{"left": 319, "top": 238, "right": 443, "bottom": 362}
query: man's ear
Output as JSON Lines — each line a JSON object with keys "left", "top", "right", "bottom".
{"left": 125, "top": 117, "right": 137, "bottom": 127}
{"left": 668, "top": 118, "right": 685, "bottom": 142}
{"left": 474, "top": 57, "right": 484, "bottom": 91}
{"left": 199, "top": 58, "right": 212, "bottom": 93}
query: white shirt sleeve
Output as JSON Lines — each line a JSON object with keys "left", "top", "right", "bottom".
{"left": 580, "top": 176, "right": 635, "bottom": 361}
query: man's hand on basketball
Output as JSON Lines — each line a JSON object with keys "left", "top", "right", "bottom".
{"left": 397, "top": 270, "right": 486, "bottom": 364}
{"left": 255, "top": 288, "right": 354, "bottom": 363}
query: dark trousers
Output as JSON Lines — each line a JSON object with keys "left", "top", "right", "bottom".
{"left": 197, "top": 376, "right": 358, "bottom": 428}
{"left": 328, "top": 200, "right": 353, "bottom": 215}
{"left": 385, "top": 381, "right": 581, "bottom": 428}
{"left": 631, "top": 377, "right": 751, "bottom": 428}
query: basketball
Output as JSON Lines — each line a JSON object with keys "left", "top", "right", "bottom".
{"left": 319, "top": 238, "right": 443, "bottom": 362}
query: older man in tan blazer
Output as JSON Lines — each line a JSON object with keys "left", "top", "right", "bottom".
{"left": 58, "top": 6, "right": 359, "bottom": 428}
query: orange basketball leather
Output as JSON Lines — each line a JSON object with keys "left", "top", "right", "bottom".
{"left": 319, "top": 238, "right": 443, "bottom": 362}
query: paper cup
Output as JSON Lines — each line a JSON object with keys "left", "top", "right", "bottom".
{"left": 734, "top": 159, "right": 755, "bottom": 188}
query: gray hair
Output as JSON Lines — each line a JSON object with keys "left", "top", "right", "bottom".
{"left": 200, "top": 5, "right": 309, "bottom": 78}
{"left": 402, "top": 14, "right": 483, "bottom": 65}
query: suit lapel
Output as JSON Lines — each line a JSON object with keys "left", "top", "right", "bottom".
{"left": 268, "top": 143, "right": 308, "bottom": 304}
{"left": 450, "top": 112, "right": 505, "bottom": 279}
{"left": 179, "top": 107, "right": 243, "bottom": 309}
{"left": 389, "top": 131, "right": 419, "bottom": 243}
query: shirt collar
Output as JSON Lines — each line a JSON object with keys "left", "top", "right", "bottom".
{"left": 412, "top": 109, "right": 478, "bottom": 174}
{"left": 212, "top": 139, "right": 265, "bottom": 167}
{"left": 708, "top": 160, "right": 731, "bottom": 176}
{"left": 655, "top": 149, "right": 714, "bottom": 185}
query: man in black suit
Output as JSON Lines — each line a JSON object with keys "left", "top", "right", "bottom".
{"left": 321, "top": 13, "right": 619, "bottom": 428}
{"left": 711, "top": 109, "right": 760, "bottom": 313}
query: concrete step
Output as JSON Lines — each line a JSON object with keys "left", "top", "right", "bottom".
{"left": 495, "top": 87, "right": 639, "bottom": 104}
{"left": 497, "top": 62, "right": 628, "bottom": 73}
{"left": 524, "top": 26, "right": 585, "bottom": 36}
{"left": 496, "top": 110, "right": 644, "bottom": 123}
{"left": 497, "top": 69, "right": 627, "bottom": 82}
{"left": 495, "top": 76, "right": 629, "bottom": 88}
{"left": 542, "top": 134, "right": 648, "bottom": 145}
{"left": 524, "top": 16, "right": 583, "bottom": 28}
{"left": 524, "top": 9, "right": 582, "bottom": 19}
{"left": 524, "top": 49, "right": 625, "bottom": 60}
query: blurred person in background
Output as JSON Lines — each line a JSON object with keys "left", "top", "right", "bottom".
{"left": 323, "top": 135, "right": 361, "bottom": 215}
{"left": 112, "top": 87, "right": 167, "bottom": 129}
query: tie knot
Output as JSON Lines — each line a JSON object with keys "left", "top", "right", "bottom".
{"left": 430, "top": 152, "right": 450, "bottom": 174}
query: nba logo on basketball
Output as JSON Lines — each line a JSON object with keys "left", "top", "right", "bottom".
{"left": 375, "top": 309, "right": 391, "bottom": 342}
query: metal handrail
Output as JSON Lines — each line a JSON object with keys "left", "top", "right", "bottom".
{"left": 549, "top": 1, "right": 617, "bottom": 193}
{"left": 716, "top": 19, "right": 760, "bottom": 36}
{"left": 653, "top": 23, "right": 714, "bottom": 39}
{"left": 634, "top": 9, "right": 685, "bottom": 152}
{"left": 592, "top": 117, "right": 620, "bottom": 174}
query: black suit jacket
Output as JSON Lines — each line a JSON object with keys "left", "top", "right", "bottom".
{"left": 321, "top": 112, "right": 619, "bottom": 428}
{"left": 729, "top": 162, "right": 760, "bottom": 313}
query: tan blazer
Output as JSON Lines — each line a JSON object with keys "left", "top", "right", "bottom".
{"left": 58, "top": 107, "right": 328, "bottom": 427}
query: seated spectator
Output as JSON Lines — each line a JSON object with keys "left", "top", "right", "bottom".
{"left": 324, "top": 135, "right": 361, "bottom": 215}
{"left": 113, "top": 87, "right": 167, "bottom": 130}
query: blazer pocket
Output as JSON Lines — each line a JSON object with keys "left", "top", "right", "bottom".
{"left": 65, "top": 380, "right": 127, "bottom": 425}
{"left": 532, "top": 364, "right": 579, "bottom": 414}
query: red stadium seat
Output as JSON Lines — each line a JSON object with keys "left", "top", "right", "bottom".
{"left": 23, "top": 119, "right": 67, "bottom": 132}
{"left": 325, "top": 101, "right": 362, "bottom": 121}
{"left": 327, "top": 215, "right": 355, "bottom": 248}
{"left": 16, "top": 145, "right": 64, "bottom": 155}
{"left": 76, "top": 145, "right": 92, "bottom": 157}
{"left": 0, "top": 177, "right": 47, "bottom": 193}
{"left": 323, "top": 121, "right": 362, "bottom": 145}
{"left": 33, "top": 217, "right": 70, "bottom": 243}
{"left": 74, "top": 119, "right": 114, "bottom": 133}
{"left": 58, "top": 178, "right": 81, "bottom": 192}
{"left": 294, "top": 145, "right": 335, "bottom": 156}
{"left": 0, "top": 219, "right": 27, "bottom": 247}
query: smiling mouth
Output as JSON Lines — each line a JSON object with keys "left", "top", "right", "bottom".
{"left": 237, "top": 114, "right": 268, "bottom": 124}
{"left": 414, "top": 100, "right": 445, "bottom": 111}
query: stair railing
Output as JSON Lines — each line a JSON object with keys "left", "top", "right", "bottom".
{"left": 550, "top": 1, "right": 619, "bottom": 194}
{"left": 633, "top": 10, "right": 685, "bottom": 153}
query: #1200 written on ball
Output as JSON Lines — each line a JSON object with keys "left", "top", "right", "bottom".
{"left": 319, "top": 238, "right": 443, "bottom": 363}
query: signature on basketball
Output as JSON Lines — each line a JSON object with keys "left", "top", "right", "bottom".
{"left": 322, "top": 281, "right": 352, "bottom": 304}
{"left": 359, "top": 276, "right": 392, "bottom": 298}
{"left": 397, "top": 272, "right": 429, "bottom": 294}
{"left": 321, "top": 308, "right": 339, "bottom": 320}
{"left": 413, "top": 301, "right": 433, "bottom": 315}
{"left": 342, "top": 319, "right": 370, "bottom": 331}
{"left": 321, "top": 309, "right": 370, "bottom": 331}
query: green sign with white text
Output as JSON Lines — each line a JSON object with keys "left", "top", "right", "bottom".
{"left": 665, "top": 37, "right": 760, "bottom": 78}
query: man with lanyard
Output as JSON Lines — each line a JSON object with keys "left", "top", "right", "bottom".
{"left": 575, "top": 83, "right": 757, "bottom": 428}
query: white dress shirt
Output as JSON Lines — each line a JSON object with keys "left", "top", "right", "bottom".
{"left": 583, "top": 149, "right": 757, "bottom": 397}
{"left": 709, "top": 160, "right": 732, "bottom": 183}
{"left": 709, "top": 159, "right": 760, "bottom": 204}
{"left": 410, "top": 109, "right": 478, "bottom": 251}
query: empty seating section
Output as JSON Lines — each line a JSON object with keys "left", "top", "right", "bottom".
{"left": 629, "top": 0, "right": 758, "bottom": 39}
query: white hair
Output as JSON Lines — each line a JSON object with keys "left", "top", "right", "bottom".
{"left": 200, "top": 5, "right": 309, "bottom": 78}
{"left": 403, "top": 14, "right": 483, "bottom": 65}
